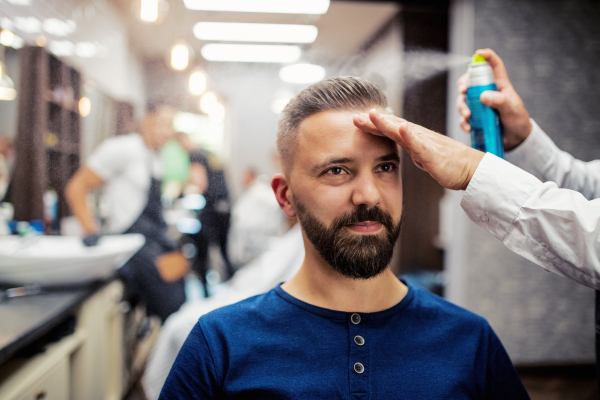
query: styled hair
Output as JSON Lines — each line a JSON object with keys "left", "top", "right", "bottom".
{"left": 276, "top": 76, "right": 388, "bottom": 171}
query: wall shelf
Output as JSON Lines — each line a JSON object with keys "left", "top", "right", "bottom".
{"left": 11, "top": 47, "right": 82, "bottom": 228}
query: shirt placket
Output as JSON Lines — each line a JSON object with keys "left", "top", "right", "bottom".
{"left": 348, "top": 312, "right": 370, "bottom": 398}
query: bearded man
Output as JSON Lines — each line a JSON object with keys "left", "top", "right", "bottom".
{"left": 158, "top": 77, "right": 529, "bottom": 399}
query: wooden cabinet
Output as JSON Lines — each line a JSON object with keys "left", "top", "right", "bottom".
{"left": 0, "top": 281, "right": 125, "bottom": 400}
{"left": 11, "top": 46, "right": 82, "bottom": 228}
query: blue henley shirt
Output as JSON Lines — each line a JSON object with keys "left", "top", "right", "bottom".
{"left": 159, "top": 282, "right": 529, "bottom": 399}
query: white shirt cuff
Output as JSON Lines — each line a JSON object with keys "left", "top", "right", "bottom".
{"left": 461, "top": 152, "right": 543, "bottom": 241}
{"left": 504, "top": 119, "right": 560, "bottom": 181}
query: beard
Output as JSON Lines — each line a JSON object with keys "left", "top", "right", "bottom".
{"left": 293, "top": 195, "right": 402, "bottom": 280}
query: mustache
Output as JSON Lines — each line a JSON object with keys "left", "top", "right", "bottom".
{"left": 331, "top": 205, "right": 396, "bottom": 233}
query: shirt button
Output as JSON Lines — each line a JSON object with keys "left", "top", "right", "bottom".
{"left": 354, "top": 362, "right": 365, "bottom": 374}
{"left": 481, "top": 214, "right": 489, "bottom": 222}
{"left": 354, "top": 335, "right": 365, "bottom": 346}
{"left": 351, "top": 313, "right": 361, "bottom": 325}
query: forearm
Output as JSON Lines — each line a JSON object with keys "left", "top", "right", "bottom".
{"left": 506, "top": 120, "right": 600, "bottom": 199}
{"left": 462, "top": 154, "right": 600, "bottom": 289}
{"left": 66, "top": 181, "right": 99, "bottom": 235}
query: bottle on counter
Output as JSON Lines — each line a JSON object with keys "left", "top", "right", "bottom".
{"left": 465, "top": 54, "right": 504, "bottom": 158}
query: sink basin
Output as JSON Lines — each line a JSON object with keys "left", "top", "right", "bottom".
{"left": 0, "top": 234, "right": 145, "bottom": 285}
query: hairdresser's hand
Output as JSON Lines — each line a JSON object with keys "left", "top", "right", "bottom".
{"left": 457, "top": 48, "right": 533, "bottom": 151}
{"left": 354, "top": 110, "right": 484, "bottom": 191}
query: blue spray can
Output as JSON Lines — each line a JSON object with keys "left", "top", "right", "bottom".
{"left": 465, "top": 54, "right": 504, "bottom": 158}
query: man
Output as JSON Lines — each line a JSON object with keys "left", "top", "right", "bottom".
{"left": 66, "top": 104, "right": 187, "bottom": 322}
{"left": 176, "top": 133, "right": 235, "bottom": 286}
{"left": 159, "top": 77, "right": 528, "bottom": 399}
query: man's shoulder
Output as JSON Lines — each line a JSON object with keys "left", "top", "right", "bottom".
{"left": 409, "top": 284, "right": 490, "bottom": 330}
{"left": 198, "top": 289, "right": 281, "bottom": 330}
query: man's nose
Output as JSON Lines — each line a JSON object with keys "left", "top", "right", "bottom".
{"left": 351, "top": 172, "right": 382, "bottom": 208}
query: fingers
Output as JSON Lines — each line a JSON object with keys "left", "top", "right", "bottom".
{"left": 475, "top": 48, "right": 511, "bottom": 89}
{"left": 480, "top": 90, "right": 507, "bottom": 110}
{"left": 457, "top": 73, "right": 468, "bottom": 94}
{"left": 459, "top": 117, "right": 471, "bottom": 133}
{"left": 457, "top": 93, "right": 471, "bottom": 119}
{"left": 365, "top": 109, "right": 405, "bottom": 143}
{"left": 353, "top": 114, "right": 385, "bottom": 137}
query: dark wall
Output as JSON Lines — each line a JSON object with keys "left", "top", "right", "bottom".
{"left": 463, "top": 0, "right": 600, "bottom": 364}
{"left": 398, "top": 6, "right": 449, "bottom": 273}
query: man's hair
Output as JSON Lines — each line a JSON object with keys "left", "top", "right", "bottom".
{"left": 276, "top": 76, "right": 388, "bottom": 171}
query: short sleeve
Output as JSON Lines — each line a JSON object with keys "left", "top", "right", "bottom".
{"left": 158, "top": 322, "right": 221, "bottom": 400}
{"left": 482, "top": 326, "right": 530, "bottom": 399}
{"left": 86, "top": 137, "right": 133, "bottom": 180}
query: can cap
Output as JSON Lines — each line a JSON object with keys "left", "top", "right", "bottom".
{"left": 472, "top": 54, "right": 487, "bottom": 64}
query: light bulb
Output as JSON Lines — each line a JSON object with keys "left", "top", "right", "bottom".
{"left": 171, "top": 41, "right": 190, "bottom": 71}
{"left": 79, "top": 97, "right": 91, "bottom": 117}
{"left": 199, "top": 92, "right": 217, "bottom": 114}
{"left": 189, "top": 70, "right": 207, "bottom": 95}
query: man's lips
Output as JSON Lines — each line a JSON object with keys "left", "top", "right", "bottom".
{"left": 346, "top": 221, "right": 383, "bottom": 233}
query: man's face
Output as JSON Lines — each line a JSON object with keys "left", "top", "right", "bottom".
{"left": 287, "top": 109, "right": 403, "bottom": 279}
{"left": 143, "top": 107, "right": 176, "bottom": 150}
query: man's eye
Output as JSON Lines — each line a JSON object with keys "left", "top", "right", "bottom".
{"left": 327, "top": 167, "right": 345, "bottom": 175}
{"left": 377, "top": 163, "right": 396, "bottom": 173}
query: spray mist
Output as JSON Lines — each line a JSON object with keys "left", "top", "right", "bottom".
{"left": 465, "top": 55, "right": 504, "bottom": 158}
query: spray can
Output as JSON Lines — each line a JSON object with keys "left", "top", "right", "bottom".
{"left": 465, "top": 55, "right": 504, "bottom": 158}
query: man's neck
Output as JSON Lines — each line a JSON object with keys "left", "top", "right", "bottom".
{"left": 281, "top": 233, "right": 407, "bottom": 313}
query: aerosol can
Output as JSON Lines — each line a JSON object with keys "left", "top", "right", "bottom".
{"left": 465, "top": 54, "right": 504, "bottom": 158}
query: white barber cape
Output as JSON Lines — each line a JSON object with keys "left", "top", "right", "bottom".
{"left": 461, "top": 119, "right": 600, "bottom": 290}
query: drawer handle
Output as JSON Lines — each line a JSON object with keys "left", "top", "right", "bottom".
{"left": 36, "top": 391, "right": 47, "bottom": 400}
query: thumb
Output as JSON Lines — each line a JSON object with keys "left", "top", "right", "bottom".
{"left": 480, "top": 91, "right": 507, "bottom": 111}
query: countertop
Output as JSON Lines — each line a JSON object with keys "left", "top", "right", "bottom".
{"left": 0, "top": 279, "right": 112, "bottom": 366}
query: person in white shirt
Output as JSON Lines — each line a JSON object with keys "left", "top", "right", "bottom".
{"left": 352, "top": 47, "right": 600, "bottom": 387}
{"left": 66, "top": 104, "right": 187, "bottom": 322}
{"left": 353, "top": 49, "right": 600, "bottom": 291}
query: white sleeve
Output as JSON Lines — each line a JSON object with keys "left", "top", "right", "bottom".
{"left": 461, "top": 153, "right": 600, "bottom": 290}
{"left": 86, "top": 137, "right": 131, "bottom": 180}
{"left": 506, "top": 119, "right": 600, "bottom": 200}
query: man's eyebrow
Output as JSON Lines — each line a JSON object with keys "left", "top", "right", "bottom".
{"left": 311, "top": 157, "right": 353, "bottom": 173}
{"left": 376, "top": 153, "right": 401, "bottom": 163}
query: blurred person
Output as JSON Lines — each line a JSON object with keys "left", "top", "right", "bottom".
{"left": 228, "top": 167, "right": 288, "bottom": 265}
{"left": 159, "top": 77, "right": 528, "bottom": 399}
{"left": 0, "top": 136, "right": 14, "bottom": 201}
{"left": 176, "top": 133, "right": 235, "bottom": 288}
{"left": 66, "top": 104, "right": 187, "bottom": 322}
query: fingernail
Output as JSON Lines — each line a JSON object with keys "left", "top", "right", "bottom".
{"left": 481, "top": 92, "right": 491, "bottom": 102}
{"left": 355, "top": 115, "right": 366, "bottom": 123}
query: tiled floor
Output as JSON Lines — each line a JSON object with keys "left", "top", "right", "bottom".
{"left": 518, "top": 365, "right": 598, "bottom": 400}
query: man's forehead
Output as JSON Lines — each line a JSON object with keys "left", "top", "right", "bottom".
{"left": 296, "top": 109, "right": 398, "bottom": 162}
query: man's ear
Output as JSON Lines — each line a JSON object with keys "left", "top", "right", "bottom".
{"left": 271, "top": 174, "right": 297, "bottom": 219}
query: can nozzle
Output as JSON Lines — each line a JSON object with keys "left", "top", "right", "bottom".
{"left": 472, "top": 54, "right": 487, "bottom": 64}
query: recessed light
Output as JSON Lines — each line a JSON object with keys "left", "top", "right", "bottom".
{"left": 201, "top": 44, "right": 301, "bottom": 63}
{"left": 193, "top": 22, "right": 317, "bottom": 43}
{"left": 183, "top": 0, "right": 329, "bottom": 14}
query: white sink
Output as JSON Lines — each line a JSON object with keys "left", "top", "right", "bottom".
{"left": 0, "top": 234, "right": 145, "bottom": 285}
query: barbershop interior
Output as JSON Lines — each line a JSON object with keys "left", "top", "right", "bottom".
{"left": 0, "top": 0, "right": 599, "bottom": 399}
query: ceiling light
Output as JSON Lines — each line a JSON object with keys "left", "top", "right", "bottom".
{"left": 209, "top": 103, "right": 225, "bottom": 123}
{"left": 79, "top": 97, "right": 91, "bottom": 117}
{"left": 76, "top": 42, "right": 97, "bottom": 58}
{"left": 6, "top": 0, "right": 31, "bottom": 5}
{"left": 14, "top": 17, "right": 41, "bottom": 34}
{"left": 36, "top": 35, "right": 47, "bottom": 47}
{"left": 42, "top": 19, "right": 76, "bottom": 37}
{"left": 279, "top": 63, "right": 326, "bottom": 84}
{"left": 193, "top": 22, "right": 317, "bottom": 43}
{"left": 189, "top": 69, "right": 207, "bottom": 95}
{"left": 0, "top": 30, "right": 15, "bottom": 47}
{"left": 0, "top": 63, "right": 16, "bottom": 101}
{"left": 183, "top": 0, "right": 330, "bottom": 14}
{"left": 199, "top": 92, "right": 217, "bottom": 114}
{"left": 171, "top": 40, "right": 191, "bottom": 70}
{"left": 201, "top": 44, "right": 301, "bottom": 63}
{"left": 48, "top": 40, "right": 74, "bottom": 57}
{"left": 140, "top": 0, "right": 159, "bottom": 22}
